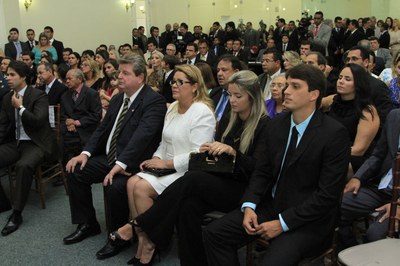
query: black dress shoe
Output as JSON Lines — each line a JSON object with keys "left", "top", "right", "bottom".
{"left": 1, "top": 213, "right": 23, "bottom": 236}
{"left": 63, "top": 223, "right": 101, "bottom": 244}
{"left": 96, "top": 238, "right": 131, "bottom": 260}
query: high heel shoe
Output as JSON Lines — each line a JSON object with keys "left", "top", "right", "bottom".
{"left": 136, "top": 248, "right": 160, "bottom": 266}
{"left": 126, "top": 256, "right": 140, "bottom": 265}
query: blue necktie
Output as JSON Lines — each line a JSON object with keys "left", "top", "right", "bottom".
{"left": 15, "top": 42, "right": 22, "bottom": 59}
{"left": 215, "top": 90, "right": 229, "bottom": 121}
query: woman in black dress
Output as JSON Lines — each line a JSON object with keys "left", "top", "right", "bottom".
{"left": 329, "top": 63, "right": 379, "bottom": 176}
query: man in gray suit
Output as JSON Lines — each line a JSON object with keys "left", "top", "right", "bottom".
{"left": 369, "top": 36, "right": 392, "bottom": 68}
{"left": 339, "top": 109, "right": 400, "bottom": 248}
{"left": 308, "top": 11, "right": 332, "bottom": 54}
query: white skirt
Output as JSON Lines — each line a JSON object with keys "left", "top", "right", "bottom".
{"left": 137, "top": 171, "right": 184, "bottom": 195}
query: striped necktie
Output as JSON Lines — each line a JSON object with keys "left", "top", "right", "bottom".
{"left": 107, "top": 98, "right": 130, "bottom": 165}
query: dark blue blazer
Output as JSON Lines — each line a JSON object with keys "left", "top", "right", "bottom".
{"left": 84, "top": 85, "right": 167, "bottom": 172}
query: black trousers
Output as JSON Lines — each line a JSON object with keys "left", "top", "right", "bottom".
{"left": 136, "top": 170, "right": 245, "bottom": 266}
{"left": 203, "top": 207, "right": 332, "bottom": 266}
{"left": 67, "top": 154, "right": 129, "bottom": 232}
{"left": 338, "top": 185, "right": 392, "bottom": 248}
{"left": 0, "top": 141, "right": 45, "bottom": 211}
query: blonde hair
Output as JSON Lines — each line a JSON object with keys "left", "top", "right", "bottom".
{"left": 283, "top": 51, "right": 302, "bottom": 68}
{"left": 222, "top": 70, "right": 267, "bottom": 154}
{"left": 81, "top": 58, "right": 100, "bottom": 80}
{"left": 173, "top": 64, "right": 214, "bottom": 111}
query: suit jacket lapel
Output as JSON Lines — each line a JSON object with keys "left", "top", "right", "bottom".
{"left": 288, "top": 111, "right": 322, "bottom": 167}
{"left": 120, "top": 86, "right": 147, "bottom": 129}
{"left": 74, "top": 86, "right": 86, "bottom": 106}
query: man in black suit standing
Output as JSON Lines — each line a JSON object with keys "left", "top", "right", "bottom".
{"left": 4, "top": 28, "right": 29, "bottom": 60}
{"left": 37, "top": 62, "right": 67, "bottom": 105}
{"left": 25, "top": 29, "right": 38, "bottom": 50}
{"left": 132, "top": 28, "right": 144, "bottom": 52}
{"left": 62, "top": 54, "right": 166, "bottom": 260}
{"left": 44, "top": 26, "right": 64, "bottom": 65}
{"left": 209, "top": 54, "right": 242, "bottom": 134}
{"left": 61, "top": 69, "right": 102, "bottom": 149}
{"left": 328, "top": 16, "right": 345, "bottom": 68}
{"left": 379, "top": 23, "right": 390, "bottom": 49}
{"left": 0, "top": 61, "right": 58, "bottom": 236}
{"left": 204, "top": 64, "right": 350, "bottom": 265}
{"left": 343, "top": 19, "right": 365, "bottom": 52}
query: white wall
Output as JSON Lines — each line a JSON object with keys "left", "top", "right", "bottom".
{"left": 1, "top": 0, "right": 397, "bottom": 54}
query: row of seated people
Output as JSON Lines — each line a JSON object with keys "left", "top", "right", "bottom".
{"left": 0, "top": 48, "right": 398, "bottom": 264}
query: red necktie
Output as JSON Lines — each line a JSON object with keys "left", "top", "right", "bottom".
{"left": 315, "top": 25, "right": 319, "bottom": 36}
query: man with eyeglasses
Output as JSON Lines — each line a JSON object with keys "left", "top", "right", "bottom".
{"left": 259, "top": 50, "right": 283, "bottom": 100}
{"left": 344, "top": 46, "right": 391, "bottom": 126}
{"left": 165, "top": 43, "right": 177, "bottom": 57}
{"left": 195, "top": 39, "right": 217, "bottom": 69}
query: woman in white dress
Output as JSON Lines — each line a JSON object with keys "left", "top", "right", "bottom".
{"left": 108, "top": 64, "right": 216, "bottom": 265}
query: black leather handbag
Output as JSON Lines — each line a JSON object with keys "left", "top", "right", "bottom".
{"left": 188, "top": 152, "right": 236, "bottom": 174}
{"left": 143, "top": 168, "right": 176, "bottom": 177}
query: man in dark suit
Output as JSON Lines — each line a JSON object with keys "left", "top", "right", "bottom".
{"left": 0, "top": 61, "right": 58, "bottom": 236}
{"left": 62, "top": 54, "right": 166, "bottom": 260}
{"left": 196, "top": 39, "right": 217, "bottom": 69}
{"left": 210, "top": 37, "right": 227, "bottom": 58}
{"left": 209, "top": 54, "right": 242, "bottom": 134}
{"left": 20, "top": 51, "right": 37, "bottom": 85}
{"left": 203, "top": 64, "right": 350, "bottom": 265}
{"left": 161, "top": 55, "right": 179, "bottom": 103}
{"left": 328, "top": 16, "right": 345, "bottom": 68}
{"left": 37, "top": 62, "right": 67, "bottom": 105}
{"left": 230, "top": 39, "right": 249, "bottom": 64}
{"left": 44, "top": 26, "right": 64, "bottom": 65}
{"left": 361, "top": 17, "right": 375, "bottom": 38}
{"left": 148, "top": 26, "right": 164, "bottom": 51}
{"left": 160, "top": 24, "right": 172, "bottom": 50}
{"left": 4, "top": 28, "right": 29, "bottom": 60}
{"left": 345, "top": 46, "right": 392, "bottom": 127}
{"left": 379, "top": 23, "right": 390, "bottom": 49}
{"left": 25, "top": 29, "right": 38, "bottom": 50}
{"left": 259, "top": 50, "right": 283, "bottom": 100}
{"left": 287, "top": 21, "right": 300, "bottom": 51}
{"left": 61, "top": 69, "right": 102, "bottom": 150}
{"left": 273, "top": 18, "right": 287, "bottom": 44}
{"left": 343, "top": 20, "right": 366, "bottom": 52}
{"left": 209, "top": 22, "right": 226, "bottom": 45}
{"left": 183, "top": 43, "right": 200, "bottom": 65}
{"left": 277, "top": 33, "right": 297, "bottom": 53}
{"left": 132, "top": 28, "right": 144, "bottom": 52}
{"left": 339, "top": 109, "right": 400, "bottom": 247}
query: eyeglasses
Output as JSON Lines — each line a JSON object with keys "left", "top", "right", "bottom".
{"left": 170, "top": 79, "right": 192, "bottom": 86}
{"left": 345, "top": 56, "right": 362, "bottom": 63}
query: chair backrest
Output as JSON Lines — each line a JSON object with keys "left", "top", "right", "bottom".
{"left": 388, "top": 152, "right": 400, "bottom": 238}
{"left": 48, "top": 104, "right": 61, "bottom": 144}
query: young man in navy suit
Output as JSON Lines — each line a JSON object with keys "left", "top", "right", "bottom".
{"left": 204, "top": 64, "right": 350, "bottom": 265}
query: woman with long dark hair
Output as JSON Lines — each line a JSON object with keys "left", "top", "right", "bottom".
{"left": 329, "top": 63, "right": 379, "bottom": 176}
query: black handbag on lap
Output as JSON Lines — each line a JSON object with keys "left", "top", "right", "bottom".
{"left": 143, "top": 168, "right": 177, "bottom": 177}
{"left": 188, "top": 152, "right": 236, "bottom": 174}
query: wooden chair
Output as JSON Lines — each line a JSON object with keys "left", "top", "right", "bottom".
{"left": 338, "top": 153, "right": 400, "bottom": 265}
{"left": 8, "top": 104, "right": 68, "bottom": 209}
